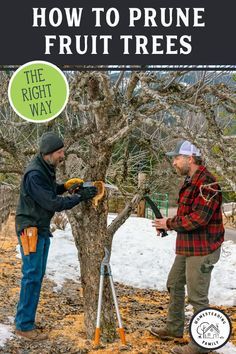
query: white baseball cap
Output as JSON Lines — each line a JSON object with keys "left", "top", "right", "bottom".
{"left": 166, "top": 140, "right": 201, "bottom": 157}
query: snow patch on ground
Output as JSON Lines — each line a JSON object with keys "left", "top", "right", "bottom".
{"left": 44, "top": 215, "right": 236, "bottom": 306}
{"left": 217, "top": 342, "right": 236, "bottom": 354}
{"left": 46, "top": 224, "right": 81, "bottom": 290}
{"left": 0, "top": 324, "right": 14, "bottom": 347}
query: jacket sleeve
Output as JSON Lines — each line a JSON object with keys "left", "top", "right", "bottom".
{"left": 167, "top": 189, "right": 221, "bottom": 232}
{"left": 25, "top": 172, "right": 82, "bottom": 212}
{"left": 56, "top": 183, "right": 66, "bottom": 195}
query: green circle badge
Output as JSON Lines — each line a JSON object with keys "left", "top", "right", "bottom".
{"left": 8, "top": 61, "right": 69, "bottom": 123}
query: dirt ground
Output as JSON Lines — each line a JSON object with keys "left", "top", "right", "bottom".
{"left": 0, "top": 216, "right": 235, "bottom": 354}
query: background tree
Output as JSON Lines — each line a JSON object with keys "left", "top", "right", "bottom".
{"left": 0, "top": 69, "right": 235, "bottom": 341}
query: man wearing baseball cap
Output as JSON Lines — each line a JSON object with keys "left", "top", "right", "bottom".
{"left": 15, "top": 132, "right": 97, "bottom": 341}
{"left": 150, "top": 140, "right": 224, "bottom": 354}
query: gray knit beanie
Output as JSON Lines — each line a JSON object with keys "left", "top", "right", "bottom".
{"left": 39, "top": 132, "right": 64, "bottom": 155}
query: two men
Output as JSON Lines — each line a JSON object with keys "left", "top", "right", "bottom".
{"left": 15, "top": 132, "right": 97, "bottom": 341}
{"left": 152, "top": 140, "right": 224, "bottom": 354}
{"left": 15, "top": 135, "right": 224, "bottom": 350}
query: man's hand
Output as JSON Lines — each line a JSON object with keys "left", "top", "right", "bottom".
{"left": 152, "top": 217, "right": 169, "bottom": 236}
{"left": 77, "top": 186, "right": 98, "bottom": 202}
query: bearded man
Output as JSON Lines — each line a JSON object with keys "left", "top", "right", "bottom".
{"left": 15, "top": 132, "right": 97, "bottom": 341}
{"left": 151, "top": 140, "right": 224, "bottom": 354}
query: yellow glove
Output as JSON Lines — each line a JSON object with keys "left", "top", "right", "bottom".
{"left": 64, "top": 178, "right": 84, "bottom": 191}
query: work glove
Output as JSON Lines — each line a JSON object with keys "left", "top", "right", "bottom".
{"left": 64, "top": 178, "right": 84, "bottom": 194}
{"left": 76, "top": 186, "right": 98, "bottom": 202}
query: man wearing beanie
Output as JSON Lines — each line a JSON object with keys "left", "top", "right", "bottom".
{"left": 15, "top": 132, "right": 97, "bottom": 341}
{"left": 150, "top": 140, "right": 224, "bottom": 354}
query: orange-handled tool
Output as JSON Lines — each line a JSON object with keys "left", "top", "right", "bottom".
{"left": 94, "top": 247, "right": 126, "bottom": 346}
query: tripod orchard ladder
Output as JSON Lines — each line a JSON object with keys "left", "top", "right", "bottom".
{"left": 94, "top": 247, "right": 126, "bottom": 346}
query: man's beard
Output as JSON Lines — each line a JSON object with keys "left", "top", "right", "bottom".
{"left": 175, "top": 165, "right": 190, "bottom": 176}
{"left": 47, "top": 156, "right": 63, "bottom": 167}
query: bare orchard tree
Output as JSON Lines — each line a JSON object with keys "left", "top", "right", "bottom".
{"left": 109, "top": 71, "right": 236, "bottom": 194}
{"left": 0, "top": 69, "right": 235, "bottom": 341}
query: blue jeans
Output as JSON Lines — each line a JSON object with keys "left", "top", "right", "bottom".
{"left": 15, "top": 233, "right": 50, "bottom": 331}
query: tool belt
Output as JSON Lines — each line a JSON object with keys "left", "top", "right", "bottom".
{"left": 20, "top": 227, "right": 38, "bottom": 256}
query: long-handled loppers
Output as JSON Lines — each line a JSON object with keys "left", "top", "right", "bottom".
{"left": 94, "top": 247, "right": 126, "bottom": 346}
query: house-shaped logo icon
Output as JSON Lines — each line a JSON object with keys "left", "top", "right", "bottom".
{"left": 202, "top": 324, "right": 220, "bottom": 339}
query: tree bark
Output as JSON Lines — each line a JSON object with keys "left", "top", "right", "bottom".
{"left": 69, "top": 148, "right": 117, "bottom": 341}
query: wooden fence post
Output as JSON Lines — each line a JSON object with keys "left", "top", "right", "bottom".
{"left": 137, "top": 172, "right": 147, "bottom": 217}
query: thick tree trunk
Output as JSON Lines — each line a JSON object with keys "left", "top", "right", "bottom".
{"left": 72, "top": 200, "right": 116, "bottom": 340}
{"left": 69, "top": 148, "right": 117, "bottom": 341}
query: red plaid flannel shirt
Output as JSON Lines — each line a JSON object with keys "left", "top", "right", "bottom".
{"left": 167, "top": 166, "right": 224, "bottom": 256}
